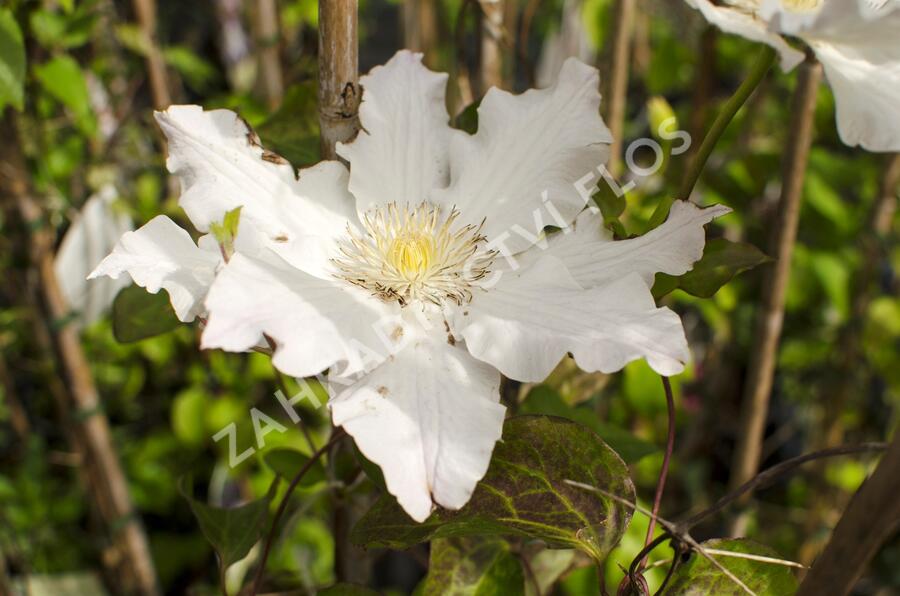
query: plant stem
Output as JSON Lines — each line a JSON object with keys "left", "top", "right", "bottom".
{"left": 639, "top": 376, "right": 676, "bottom": 569}
{"left": 797, "top": 434, "right": 900, "bottom": 596}
{"left": 648, "top": 46, "right": 776, "bottom": 229}
{"left": 728, "top": 56, "right": 822, "bottom": 536}
{"left": 604, "top": 0, "right": 636, "bottom": 176}
{"left": 478, "top": 0, "right": 505, "bottom": 93}
{"left": 132, "top": 0, "right": 171, "bottom": 109}
{"left": 251, "top": 428, "right": 347, "bottom": 596}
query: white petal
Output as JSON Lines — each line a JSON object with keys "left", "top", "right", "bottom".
{"left": 155, "top": 106, "right": 358, "bottom": 275}
{"left": 431, "top": 58, "right": 612, "bottom": 254}
{"left": 454, "top": 257, "right": 690, "bottom": 382}
{"left": 777, "top": 1, "right": 900, "bottom": 152}
{"left": 330, "top": 323, "right": 505, "bottom": 522}
{"left": 88, "top": 215, "right": 220, "bottom": 322}
{"left": 201, "top": 252, "right": 400, "bottom": 378}
{"left": 528, "top": 202, "right": 730, "bottom": 288}
{"left": 684, "top": 0, "right": 805, "bottom": 71}
{"left": 56, "top": 186, "right": 133, "bottom": 326}
{"left": 336, "top": 50, "right": 452, "bottom": 213}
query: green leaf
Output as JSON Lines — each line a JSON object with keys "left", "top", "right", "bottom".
{"left": 34, "top": 55, "right": 97, "bottom": 135}
{"left": 663, "top": 538, "right": 798, "bottom": 595}
{"left": 423, "top": 537, "right": 525, "bottom": 596}
{"left": 30, "top": 9, "right": 95, "bottom": 49}
{"left": 454, "top": 101, "right": 480, "bottom": 134}
{"left": 263, "top": 448, "right": 327, "bottom": 487}
{"left": 318, "top": 584, "right": 381, "bottom": 596}
{"left": 520, "top": 385, "right": 656, "bottom": 464}
{"left": 256, "top": 82, "right": 320, "bottom": 167}
{"left": 653, "top": 238, "right": 770, "bottom": 299}
{"left": 179, "top": 478, "right": 275, "bottom": 569}
{"left": 209, "top": 206, "right": 242, "bottom": 258}
{"left": 112, "top": 285, "right": 180, "bottom": 343}
{"left": 0, "top": 8, "right": 25, "bottom": 112}
{"left": 352, "top": 415, "right": 635, "bottom": 562}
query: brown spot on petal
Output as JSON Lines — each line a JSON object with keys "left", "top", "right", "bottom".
{"left": 390, "top": 326, "right": 404, "bottom": 342}
{"left": 377, "top": 385, "right": 389, "bottom": 396}
{"left": 261, "top": 150, "right": 288, "bottom": 165}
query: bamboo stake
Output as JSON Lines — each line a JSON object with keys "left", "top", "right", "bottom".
{"left": 797, "top": 433, "right": 900, "bottom": 596}
{"left": 132, "top": 0, "right": 171, "bottom": 109}
{"left": 403, "top": 0, "right": 438, "bottom": 67}
{"left": 604, "top": 0, "right": 635, "bottom": 176}
{"left": 318, "top": 0, "right": 360, "bottom": 160}
{"left": 728, "top": 56, "right": 822, "bottom": 535}
{"left": 0, "top": 121, "right": 160, "bottom": 596}
{"left": 478, "top": 0, "right": 504, "bottom": 93}
{"left": 256, "top": 0, "right": 284, "bottom": 108}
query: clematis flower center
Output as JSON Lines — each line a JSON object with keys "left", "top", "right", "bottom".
{"left": 333, "top": 202, "right": 495, "bottom": 306}
{"left": 781, "top": 0, "right": 821, "bottom": 11}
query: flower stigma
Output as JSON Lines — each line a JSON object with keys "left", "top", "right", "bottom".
{"left": 333, "top": 202, "right": 495, "bottom": 306}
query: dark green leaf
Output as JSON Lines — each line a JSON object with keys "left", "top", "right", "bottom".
{"left": 256, "top": 82, "right": 320, "bottom": 167}
{"left": 112, "top": 285, "right": 180, "bottom": 343}
{"left": 423, "top": 537, "right": 525, "bottom": 596}
{"left": 263, "top": 448, "right": 327, "bottom": 487}
{"left": 454, "top": 101, "right": 480, "bottom": 134}
{"left": 352, "top": 416, "right": 634, "bottom": 562}
{"left": 653, "top": 238, "right": 770, "bottom": 299}
{"left": 0, "top": 8, "right": 25, "bottom": 112}
{"left": 179, "top": 478, "right": 275, "bottom": 569}
{"left": 520, "top": 385, "right": 656, "bottom": 464}
{"left": 664, "top": 538, "right": 798, "bottom": 595}
{"left": 352, "top": 440, "right": 386, "bottom": 491}
{"left": 162, "top": 46, "right": 218, "bottom": 92}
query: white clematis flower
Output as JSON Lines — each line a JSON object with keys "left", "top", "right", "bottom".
{"left": 685, "top": 0, "right": 900, "bottom": 152}
{"left": 90, "top": 50, "right": 729, "bottom": 522}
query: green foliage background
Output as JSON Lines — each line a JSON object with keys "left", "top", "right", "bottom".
{"left": 0, "top": 0, "right": 897, "bottom": 594}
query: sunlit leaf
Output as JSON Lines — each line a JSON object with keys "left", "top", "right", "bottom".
{"left": 663, "top": 538, "right": 798, "bottom": 595}
{"left": 423, "top": 537, "right": 525, "bottom": 596}
{"left": 653, "top": 238, "right": 770, "bottom": 299}
{"left": 112, "top": 285, "right": 180, "bottom": 343}
{"left": 0, "top": 8, "right": 25, "bottom": 112}
{"left": 34, "top": 54, "right": 97, "bottom": 135}
{"left": 352, "top": 416, "right": 634, "bottom": 562}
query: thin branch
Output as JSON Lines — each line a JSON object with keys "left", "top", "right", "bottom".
{"left": 604, "top": 0, "right": 636, "bottom": 176}
{"left": 131, "top": 0, "right": 171, "bottom": 109}
{"left": 478, "top": 0, "right": 505, "bottom": 93}
{"left": 255, "top": 0, "right": 284, "bottom": 108}
{"left": 728, "top": 56, "right": 823, "bottom": 535}
{"left": 797, "top": 433, "right": 900, "bottom": 596}
{"left": 251, "top": 428, "right": 347, "bottom": 596}
{"left": 639, "top": 376, "right": 676, "bottom": 568}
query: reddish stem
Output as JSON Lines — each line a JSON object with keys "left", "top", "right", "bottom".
{"left": 640, "top": 376, "right": 676, "bottom": 569}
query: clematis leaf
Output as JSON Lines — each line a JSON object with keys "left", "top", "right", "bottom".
{"left": 112, "top": 284, "right": 180, "bottom": 343}
{"left": 663, "top": 538, "right": 799, "bottom": 595}
{"left": 351, "top": 416, "right": 634, "bottom": 562}
{"left": 0, "top": 8, "right": 25, "bottom": 112}
{"left": 652, "top": 238, "right": 770, "bottom": 300}
{"left": 263, "top": 448, "right": 327, "bottom": 487}
{"left": 520, "top": 385, "right": 656, "bottom": 464}
{"left": 34, "top": 54, "right": 97, "bottom": 136}
{"left": 422, "top": 537, "right": 525, "bottom": 596}
{"left": 178, "top": 477, "right": 275, "bottom": 569}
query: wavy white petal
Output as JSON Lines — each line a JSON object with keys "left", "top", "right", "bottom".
{"left": 431, "top": 58, "right": 612, "bottom": 254}
{"left": 88, "top": 215, "right": 220, "bottom": 322}
{"left": 331, "top": 323, "right": 505, "bottom": 522}
{"left": 454, "top": 257, "right": 690, "bottom": 382}
{"left": 337, "top": 50, "right": 452, "bottom": 213}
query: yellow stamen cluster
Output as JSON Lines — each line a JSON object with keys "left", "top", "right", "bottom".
{"left": 334, "top": 202, "right": 495, "bottom": 306}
